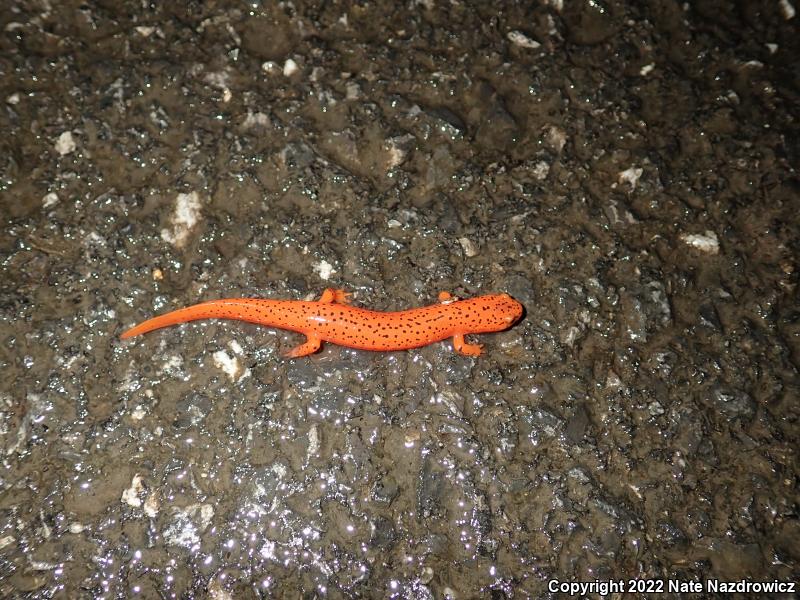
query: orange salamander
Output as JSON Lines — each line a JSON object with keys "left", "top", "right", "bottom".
{"left": 121, "top": 289, "right": 523, "bottom": 357}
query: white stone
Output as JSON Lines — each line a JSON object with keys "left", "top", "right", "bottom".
{"left": 618, "top": 166, "right": 643, "bottom": 189}
{"left": 680, "top": 231, "right": 719, "bottom": 254}
{"left": 458, "top": 237, "right": 478, "bottom": 257}
{"left": 507, "top": 30, "right": 540, "bottom": 49}
{"left": 42, "top": 192, "right": 59, "bottom": 208}
{"left": 283, "top": 58, "right": 299, "bottom": 76}
{"left": 55, "top": 131, "right": 76, "bottom": 156}
{"left": 213, "top": 350, "right": 242, "bottom": 381}
{"left": 313, "top": 260, "right": 336, "bottom": 281}
{"left": 143, "top": 493, "right": 160, "bottom": 517}
{"left": 121, "top": 474, "right": 144, "bottom": 508}
{"left": 160, "top": 191, "right": 202, "bottom": 248}
{"left": 779, "top": 0, "right": 795, "bottom": 20}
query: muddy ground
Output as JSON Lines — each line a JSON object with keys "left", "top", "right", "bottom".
{"left": 1, "top": 0, "right": 798, "bottom": 598}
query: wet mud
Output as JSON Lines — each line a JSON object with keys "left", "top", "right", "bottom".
{"left": 1, "top": 0, "right": 798, "bottom": 597}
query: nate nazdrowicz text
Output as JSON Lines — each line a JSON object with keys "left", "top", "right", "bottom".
{"left": 548, "top": 578, "right": 795, "bottom": 596}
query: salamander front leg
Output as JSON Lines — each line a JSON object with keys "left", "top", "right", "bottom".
{"left": 318, "top": 288, "right": 352, "bottom": 304}
{"left": 452, "top": 333, "right": 483, "bottom": 357}
{"left": 284, "top": 334, "right": 322, "bottom": 358}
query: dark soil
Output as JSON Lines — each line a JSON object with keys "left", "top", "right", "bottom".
{"left": 1, "top": 0, "right": 798, "bottom": 597}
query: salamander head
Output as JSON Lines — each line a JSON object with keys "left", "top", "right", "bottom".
{"left": 468, "top": 293, "right": 524, "bottom": 332}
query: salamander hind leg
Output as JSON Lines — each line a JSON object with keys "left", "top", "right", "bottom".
{"left": 438, "top": 291, "right": 454, "bottom": 303}
{"left": 318, "top": 288, "right": 352, "bottom": 304}
{"left": 452, "top": 333, "right": 483, "bottom": 356}
{"left": 284, "top": 335, "right": 322, "bottom": 358}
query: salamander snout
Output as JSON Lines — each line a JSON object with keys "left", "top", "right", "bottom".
{"left": 475, "top": 293, "right": 524, "bottom": 332}
{"left": 500, "top": 294, "right": 524, "bottom": 324}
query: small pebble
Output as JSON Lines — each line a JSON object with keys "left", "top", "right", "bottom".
{"left": 680, "top": 231, "right": 719, "bottom": 254}
{"left": 507, "top": 30, "right": 541, "bottom": 49}
{"left": 458, "top": 237, "right": 478, "bottom": 257}
{"left": 55, "top": 131, "right": 76, "bottom": 156}
{"left": 283, "top": 58, "right": 299, "bottom": 76}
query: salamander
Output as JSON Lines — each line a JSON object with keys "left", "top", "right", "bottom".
{"left": 120, "top": 288, "right": 523, "bottom": 357}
